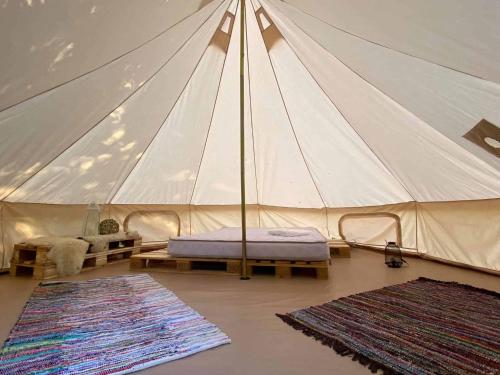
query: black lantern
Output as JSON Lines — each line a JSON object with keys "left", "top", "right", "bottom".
{"left": 385, "top": 241, "right": 405, "bottom": 268}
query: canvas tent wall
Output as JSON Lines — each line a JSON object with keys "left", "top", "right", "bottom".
{"left": 1, "top": 201, "right": 499, "bottom": 273}
{"left": 0, "top": 0, "right": 499, "bottom": 271}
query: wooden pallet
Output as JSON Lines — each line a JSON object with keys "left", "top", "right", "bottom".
{"left": 82, "top": 246, "right": 141, "bottom": 269}
{"left": 130, "top": 250, "right": 329, "bottom": 279}
{"left": 10, "top": 238, "right": 141, "bottom": 280}
{"left": 130, "top": 250, "right": 241, "bottom": 274}
{"left": 328, "top": 240, "right": 351, "bottom": 258}
{"left": 86, "top": 236, "right": 142, "bottom": 253}
{"left": 10, "top": 243, "right": 57, "bottom": 279}
{"left": 246, "top": 259, "right": 329, "bottom": 279}
{"left": 88, "top": 235, "right": 142, "bottom": 267}
{"left": 10, "top": 260, "right": 58, "bottom": 280}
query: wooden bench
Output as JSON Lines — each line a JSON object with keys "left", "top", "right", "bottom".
{"left": 130, "top": 250, "right": 329, "bottom": 279}
{"left": 328, "top": 239, "right": 351, "bottom": 258}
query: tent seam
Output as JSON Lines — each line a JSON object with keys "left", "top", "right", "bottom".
{"left": 278, "top": 0, "right": 497, "bottom": 84}
{"left": 244, "top": 2, "right": 261, "bottom": 227}
{"left": 260, "top": 0, "right": 418, "bottom": 203}
{"left": 250, "top": 1, "right": 331, "bottom": 237}
{"left": 0, "top": 203, "right": 5, "bottom": 269}
{"left": 268, "top": 0, "right": 500, "bottom": 177}
{"left": 0, "top": 0, "right": 227, "bottom": 114}
{"left": 267, "top": 59, "right": 330, "bottom": 237}
{"left": 109, "top": 0, "right": 234, "bottom": 204}
{"left": 3, "top": 0, "right": 229, "bottom": 203}
{"left": 415, "top": 201, "right": 419, "bottom": 253}
{"left": 266, "top": 56, "right": 331, "bottom": 233}
{"left": 189, "top": 0, "right": 241, "bottom": 206}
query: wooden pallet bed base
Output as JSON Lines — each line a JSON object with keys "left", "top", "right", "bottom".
{"left": 130, "top": 250, "right": 329, "bottom": 279}
{"left": 247, "top": 259, "right": 329, "bottom": 279}
{"left": 328, "top": 240, "right": 351, "bottom": 258}
{"left": 130, "top": 251, "right": 241, "bottom": 274}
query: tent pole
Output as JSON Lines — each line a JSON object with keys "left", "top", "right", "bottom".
{"left": 240, "top": 0, "right": 249, "bottom": 280}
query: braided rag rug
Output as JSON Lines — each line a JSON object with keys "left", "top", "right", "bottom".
{"left": 277, "top": 277, "right": 500, "bottom": 375}
{"left": 0, "top": 274, "right": 230, "bottom": 374}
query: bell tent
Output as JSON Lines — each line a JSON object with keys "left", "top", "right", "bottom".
{"left": 0, "top": 0, "right": 499, "bottom": 272}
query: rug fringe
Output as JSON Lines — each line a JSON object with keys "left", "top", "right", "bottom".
{"left": 276, "top": 314, "right": 398, "bottom": 375}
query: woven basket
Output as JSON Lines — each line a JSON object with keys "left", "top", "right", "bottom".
{"left": 99, "top": 219, "right": 120, "bottom": 235}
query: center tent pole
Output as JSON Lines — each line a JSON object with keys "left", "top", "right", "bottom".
{"left": 240, "top": 0, "right": 249, "bottom": 280}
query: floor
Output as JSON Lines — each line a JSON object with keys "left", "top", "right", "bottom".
{"left": 1, "top": 249, "right": 498, "bottom": 375}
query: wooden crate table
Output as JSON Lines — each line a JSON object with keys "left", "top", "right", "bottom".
{"left": 328, "top": 239, "right": 351, "bottom": 258}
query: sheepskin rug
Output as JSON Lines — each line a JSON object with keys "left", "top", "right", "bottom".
{"left": 27, "top": 237, "right": 89, "bottom": 276}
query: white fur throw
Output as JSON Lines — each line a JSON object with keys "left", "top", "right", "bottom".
{"left": 27, "top": 237, "right": 89, "bottom": 276}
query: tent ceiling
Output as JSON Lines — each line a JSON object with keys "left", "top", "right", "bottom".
{"left": 0, "top": 0, "right": 216, "bottom": 111}
{"left": 281, "top": 0, "right": 500, "bottom": 85}
{"left": 0, "top": 0, "right": 499, "bottom": 207}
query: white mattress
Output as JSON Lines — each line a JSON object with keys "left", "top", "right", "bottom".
{"left": 168, "top": 227, "right": 329, "bottom": 261}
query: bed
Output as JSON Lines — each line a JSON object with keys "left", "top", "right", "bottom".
{"left": 168, "top": 227, "right": 329, "bottom": 261}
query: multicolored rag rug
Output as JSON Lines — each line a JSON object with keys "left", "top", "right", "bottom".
{"left": 277, "top": 277, "right": 500, "bottom": 375}
{"left": 0, "top": 274, "right": 230, "bottom": 374}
